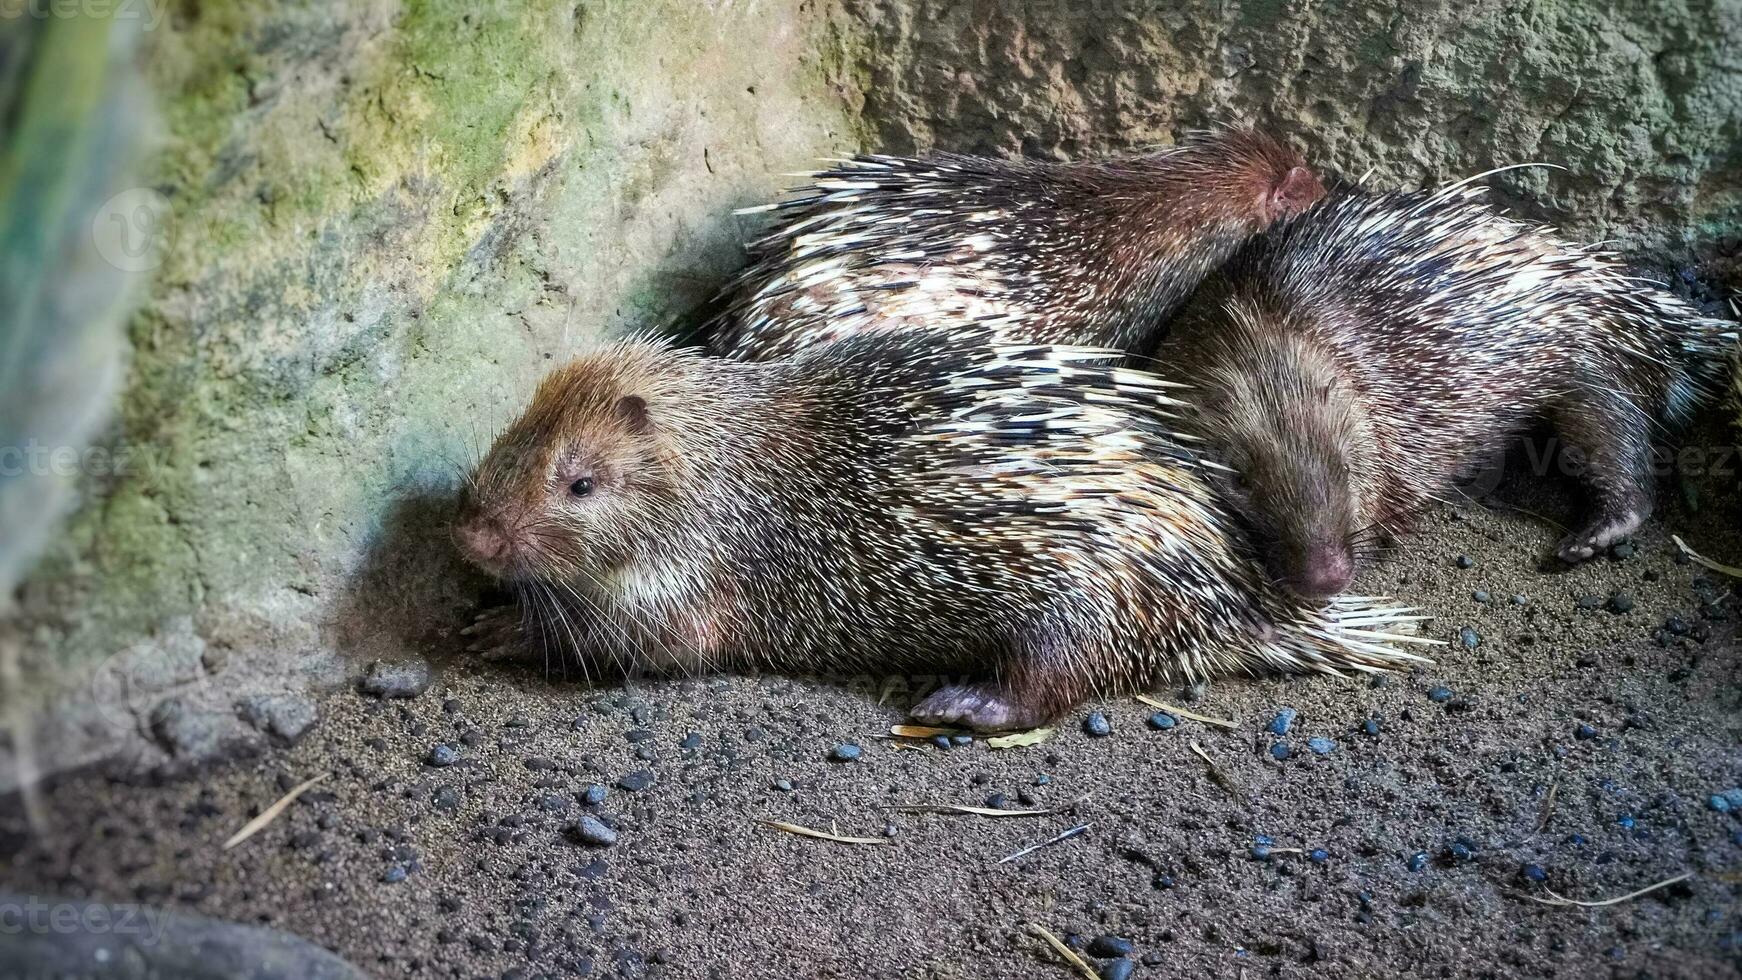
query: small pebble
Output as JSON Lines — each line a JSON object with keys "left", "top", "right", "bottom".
{"left": 426, "top": 744, "right": 460, "bottom": 768}
{"left": 1102, "top": 959, "right": 1136, "bottom": 980}
{"left": 1458, "top": 627, "right": 1481, "bottom": 649}
{"left": 1471, "top": 590, "right": 1491, "bottom": 603}
{"left": 1576, "top": 594, "right": 1604, "bottom": 611}
{"left": 1307, "top": 736, "right": 1336, "bottom": 756}
{"left": 381, "top": 865, "right": 409, "bottom": 883}
{"left": 1087, "top": 935, "right": 1134, "bottom": 958}
{"left": 773, "top": 779, "right": 794, "bottom": 793}
{"left": 1607, "top": 592, "right": 1635, "bottom": 614}
{"left": 1455, "top": 555, "right": 1475, "bottom": 569}
{"left": 1146, "top": 711, "right": 1177, "bottom": 731}
{"left": 582, "top": 784, "right": 608, "bottom": 806}
{"left": 1269, "top": 743, "right": 1290, "bottom": 761}
{"left": 1250, "top": 844, "right": 1272, "bottom": 861}
{"left": 1427, "top": 686, "right": 1454, "bottom": 703}
{"left": 1034, "top": 774, "right": 1052, "bottom": 786}
{"left": 1617, "top": 814, "right": 1636, "bottom": 830}
{"left": 1447, "top": 838, "right": 1477, "bottom": 862}
{"left": 679, "top": 732, "right": 702, "bottom": 749}
{"left": 930, "top": 735, "right": 952, "bottom": 750}
{"left": 1510, "top": 594, "right": 1529, "bottom": 606}
{"left": 570, "top": 815, "right": 618, "bottom": 847}
{"left": 359, "top": 660, "right": 433, "bottom": 699}
{"left": 1308, "top": 848, "right": 1330, "bottom": 863}
{"left": 1575, "top": 723, "right": 1599, "bottom": 740}
{"left": 1083, "top": 712, "right": 1113, "bottom": 738}
{"left": 950, "top": 734, "right": 973, "bottom": 747}
{"left": 1610, "top": 541, "right": 1636, "bottom": 560}
{"left": 617, "top": 771, "right": 654, "bottom": 791}
{"left": 1407, "top": 851, "right": 1429, "bottom": 872}
{"left": 1361, "top": 719, "right": 1381, "bottom": 737}
{"left": 1267, "top": 707, "right": 1298, "bottom": 736}
{"left": 1522, "top": 863, "right": 1548, "bottom": 882}
{"left": 829, "top": 743, "right": 863, "bottom": 763}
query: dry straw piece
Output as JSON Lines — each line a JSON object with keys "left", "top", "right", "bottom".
{"left": 223, "top": 773, "right": 330, "bottom": 850}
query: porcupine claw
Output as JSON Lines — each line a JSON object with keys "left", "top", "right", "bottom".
{"left": 462, "top": 603, "right": 527, "bottom": 661}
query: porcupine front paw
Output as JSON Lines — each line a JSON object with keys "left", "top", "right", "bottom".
{"left": 910, "top": 683, "right": 1051, "bottom": 733}
{"left": 459, "top": 603, "right": 529, "bottom": 661}
{"left": 1556, "top": 507, "right": 1647, "bottom": 564}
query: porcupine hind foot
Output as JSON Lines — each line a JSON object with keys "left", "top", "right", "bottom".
{"left": 1549, "top": 393, "right": 1655, "bottom": 564}
{"left": 910, "top": 682, "right": 1054, "bottom": 732}
{"left": 909, "top": 633, "right": 1089, "bottom": 732}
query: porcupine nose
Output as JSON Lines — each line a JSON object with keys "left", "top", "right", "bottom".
{"left": 1290, "top": 543, "right": 1355, "bottom": 603}
{"left": 455, "top": 516, "right": 513, "bottom": 571}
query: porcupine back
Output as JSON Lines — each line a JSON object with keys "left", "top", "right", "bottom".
{"left": 709, "top": 128, "right": 1322, "bottom": 359}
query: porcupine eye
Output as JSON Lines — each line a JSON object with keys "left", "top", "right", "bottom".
{"left": 569, "top": 477, "right": 594, "bottom": 498}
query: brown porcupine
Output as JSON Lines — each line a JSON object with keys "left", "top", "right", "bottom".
{"left": 453, "top": 329, "right": 1430, "bottom": 730}
{"left": 709, "top": 128, "right": 1324, "bottom": 359}
{"left": 1156, "top": 183, "right": 1741, "bottom": 601}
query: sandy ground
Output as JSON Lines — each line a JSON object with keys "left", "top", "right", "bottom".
{"left": 3, "top": 421, "right": 1741, "bottom": 980}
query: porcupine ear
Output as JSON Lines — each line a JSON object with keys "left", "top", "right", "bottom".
{"left": 616, "top": 394, "right": 652, "bottom": 434}
{"left": 1265, "top": 165, "right": 1323, "bottom": 221}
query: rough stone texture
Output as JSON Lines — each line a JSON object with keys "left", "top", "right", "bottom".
{"left": 6, "top": 0, "right": 1742, "bottom": 783}
{"left": 844, "top": 0, "right": 1742, "bottom": 256}
{"left": 4, "top": 0, "right": 865, "bottom": 783}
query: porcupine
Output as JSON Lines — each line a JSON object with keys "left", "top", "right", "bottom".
{"left": 453, "top": 329, "right": 1431, "bottom": 731}
{"left": 709, "top": 127, "right": 1325, "bottom": 359}
{"left": 1156, "top": 183, "right": 1741, "bottom": 602}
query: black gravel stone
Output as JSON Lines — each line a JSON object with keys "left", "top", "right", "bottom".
{"left": 1576, "top": 595, "right": 1604, "bottom": 611}
{"left": 1088, "top": 935, "right": 1134, "bottom": 958}
{"left": 1455, "top": 555, "right": 1475, "bottom": 569}
{"left": 828, "top": 743, "right": 863, "bottom": 762}
{"left": 1459, "top": 627, "right": 1481, "bottom": 649}
{"left": 426, "top": 744, "right": 460, "bottom": 768}
{"left": 432, "top": 785, "right": 461, "bottom": 810}
{"left": 1083, "top": 713, "right": 1112, "bottom": 737}
{"left": 1608, "top": 593, "right": 1635, "bottom": 614}
{"left": 616, "top": 771, "right": 655, "bottom": 791}
{"left": 1102, "top": 959, "right": 1135, "bottom": 980}
{"left": 1146, "top": 712, "right": 1177, "bottom": 731}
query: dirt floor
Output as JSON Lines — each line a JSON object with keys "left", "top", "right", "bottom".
{"left": 3, "top": 424, "right": 1741, "bottom": 980}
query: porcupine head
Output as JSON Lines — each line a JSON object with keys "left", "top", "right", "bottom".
{"left": 453, "top": 348, "right": 699, "bottom": 665}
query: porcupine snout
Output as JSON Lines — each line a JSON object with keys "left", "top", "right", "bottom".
{"left": 1277, "top": 535, "right": 1355, "bottom": 603}
{"left": 453, "top": 510, "right": 516, "bottom": 576}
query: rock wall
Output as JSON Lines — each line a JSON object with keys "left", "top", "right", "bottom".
{"left": 6, "top": 0, "right": 1739, "bottom": 781}
{"left": 844, "top": 0, "right": 1742, "bottom": 255}
{"left": 5, "top": 0, "right": 866, "bottom": 781}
